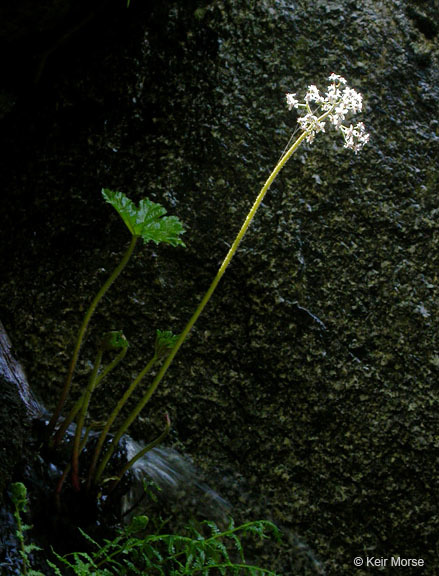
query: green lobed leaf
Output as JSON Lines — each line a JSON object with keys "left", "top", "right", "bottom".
{"left": 102, "top": 189, "right": 185, "bottom": 247}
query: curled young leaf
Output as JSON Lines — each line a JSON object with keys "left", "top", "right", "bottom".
{"left": 10, "top": 482, "right": 28, "bottom": 511}
{"left": 102, "top": 189, "right": 185, "bottom": 247}
{"left": 101, "top": 330, "right": 129, "bottom": 351}
{"left": 128, "top": 515, "right": 149, "bottom": 533}
{"left": 155, "top": 329, "right": 179, "bottom": 358}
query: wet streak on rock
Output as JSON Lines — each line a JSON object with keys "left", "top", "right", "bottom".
{"left": 0, "top": 322, "right": 43, "bottom": 503}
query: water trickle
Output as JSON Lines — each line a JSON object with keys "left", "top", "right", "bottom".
{"left": 120, "top": 438, "right": 231, "bottom": 523}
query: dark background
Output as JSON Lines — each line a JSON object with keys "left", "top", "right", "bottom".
{"left": 1, "top": 1, "right": 439, "bottom": 574}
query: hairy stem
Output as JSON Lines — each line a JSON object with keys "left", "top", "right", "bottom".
{"left": 56, "top": 425, "right": 92, "bottom": 496}
{"left": 88, "top": 354, "right": 158, "bottom": 488}
{"left": 47, "top": 235, "right": 138, "bottom": 436}
{"left": 53, "top": 346, "right": 128, "bottom": 447}
{"left": 71, "top": 349, "right": 103, "bottom": 491}
{"left": 94, "top": 129, "right": 309, "bottom": 484}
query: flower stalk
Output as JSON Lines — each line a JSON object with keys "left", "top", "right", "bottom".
{"left": 94, "top": 75, "right": 369, "bottom": 483}
{"left": 93, "top": 127, "right": 310, "bottom": 484}
{"left": 50, "top": 74, "right": 369, "bottom": 494}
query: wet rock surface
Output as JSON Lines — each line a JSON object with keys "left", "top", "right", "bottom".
{"left": 1, "top": 0, "right": 439, "bottom": 573}
{"left": 0, "top": 323, "right": 43, "bottom": 504}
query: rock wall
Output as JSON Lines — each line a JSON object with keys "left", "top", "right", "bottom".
{"left": 0, "top": 0, "right": 438, "bottom": 573}
{"left": 0, "top": 322, "right": 42, "bottom": 503}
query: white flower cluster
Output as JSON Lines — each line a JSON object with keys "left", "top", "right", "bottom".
{"left": 286, "top": 73, "right": 369, "bottom": 153}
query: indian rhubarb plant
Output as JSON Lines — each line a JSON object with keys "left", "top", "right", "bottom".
{"left": 48, "top": 73, "right": 369, "bottom": 499}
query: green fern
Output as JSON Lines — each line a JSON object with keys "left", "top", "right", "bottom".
{"left": 9, "top": 483, "right": 45, "bottom": 576}
{"left": 48, "top": 516, "right": 281, "bottom": 575}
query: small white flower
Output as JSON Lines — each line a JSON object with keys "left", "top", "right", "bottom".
{"left": 329, "top": 103, "right": 347, "bottom": 128}
{"left": 323, "top": 84, "right": 342, "bottom": 107}
{"left": 314, "top": 119, "right": 326, "bottom": 134}
{"left": 297, "top": 112, "right": 315, "bottom": 131}
{"left": 305, "top": 84, "right": 323, "bottom": 103}
{"left": 328, "top": 73, "right": 347, "bottom": 85}
{"left": 285, "top": 73, "right": 369, "bottom": 153}
{"left": 341, "top": 87, "right": 363, "bottom": 113}
{"left": 297, "top": 113, "right": 326, "bottom": 143}
{"left": 341, "top": 124, "right": 355, "bottom": 146}
{"left": 286, "top": 93, "right": 300, "bottom": 110}
{"left": 340, "top": 122, "right": 370, "bottom": 153}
